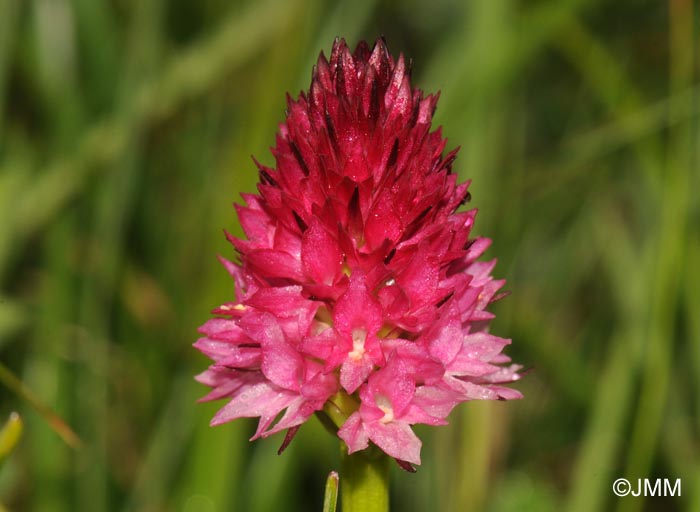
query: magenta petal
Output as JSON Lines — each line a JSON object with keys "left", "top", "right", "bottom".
{"left": 198, "top": 317, "right": 240, "bottom": 338}
{"left": 211, "top": 381, "right": 293, "bottom": 430}
{"left": 199, "top": 381, "right": 245, "bottom": 402}
{"left": 340, "top": 356, "right": 374, "bottom": 394}
{"left": 489, "top": 386, "right": 524, "bottom": 400}
{"left": 261, "top": 397, "right": 312, "bottom": 436}
{"left": 299, "top": 328, "right": 337, "bottom": 361}
{"left": 425, "top": 318, "right": 463, "bottom": 363}
{"left": 193, "top": 337, "right": 240, "bottom": 359}
{"left": 401, "top": 403, "right": 449, "bottom": 426}
{"left": 215, "top": 348, "right": 261, "bottom": 368}
{"left": 481, "top": 364, "right": 522, "bottom": 383}
{"left": 261, "top": 340, "right": 302, "bottom": 391}
{"left": 333, "top": 272, "right": 382, "bottom": 335}
{"left": 236, "top": 204, "right": 273, "bottom": 245}
{"left": 196, "top": 368, "right": 259, "bottom": 402}
{"left": 245, "top": 286, "right": 318, "bottom": 339}
{"left": 364, "top": 196, "right": 402, "bottom": 250}
{"left": 256, "top": 329, "right": 303, "bottom": 391}
{"left": 245, "top": 249, "right": 305, "bottom": 280}
{"left": 395, "top": 246, "right": 439, "bottom": 307}
{"left": 338, "top": 413, "right": 369, "bottom": 454}
{"left": 365, "top": 421, "right": 422, "bottom": 465}
{"left": 447, "top": 356, "right": 500, "bottom": 377}
{"left": 302, "top": 218, "right": 343, "bottom": 285}
{"left": 370, "top": 361, "right": 415, "bottom": 415}
{"left": 301, "top": 369, "right": 338, "bottom": 402}
{"left": 444, "top": 378, "right": 500, "bottom": 401}
{"left": 461, "top": 332, "right": 511, "bottom": 362}
{"left": 411, "top": 385, "right": 460, "bottom": 420}
{"left": 239, "top": 313, "right": 303, "bottom": 391}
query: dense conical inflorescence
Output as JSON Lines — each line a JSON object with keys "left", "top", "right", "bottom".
{"left": 195, "top": 38, "right": 521, "bottom": 466}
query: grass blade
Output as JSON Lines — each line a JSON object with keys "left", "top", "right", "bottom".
{"left": 0, "top": 361, "right": 82, "bottom": 449}
{"left": 322, "top": 471, "right": 339, "bottom": 512}
{"left": 0, "top": 412, "right": 22, "bottom": 464}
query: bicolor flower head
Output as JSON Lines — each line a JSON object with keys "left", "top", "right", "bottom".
{"left": 195, "top": 38, "right": 521, "bottom": 467}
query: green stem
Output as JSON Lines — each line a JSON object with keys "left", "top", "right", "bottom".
{"left": 340, "top": 445, "right": 390, "bottom": 512}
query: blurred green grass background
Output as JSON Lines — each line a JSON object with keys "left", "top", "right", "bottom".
{"left": 0, "top": 0, "right": 698, "bottom": 510}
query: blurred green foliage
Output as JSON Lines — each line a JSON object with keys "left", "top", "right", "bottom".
{"left": 0, "top": 0, "right": 698, "bottom": 511}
